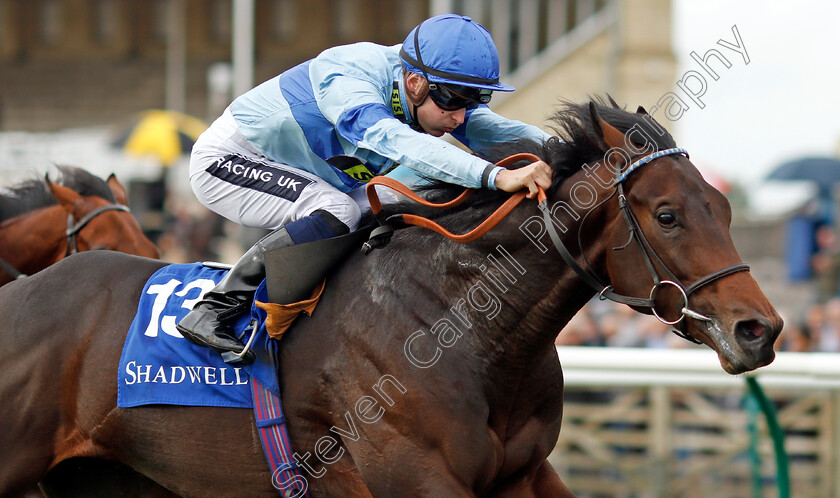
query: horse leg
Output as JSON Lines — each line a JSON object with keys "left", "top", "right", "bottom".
{"left": 489, "top": 461, "right": 576, "bottom": 498}
{"left": 0, "top": 255, "right": 167, "bottom": 497}
{"left": 90, "top": 406, "right": 277, "bottom": 497}
{"left": 39, "top": 458, "right": 178, "bottom": 498}
{"left": 530, "top": 462, "right": 576, "bottom": 497}
{"left": 0, "top": 326, "right": 69, "bottom": 496}
{"left": 0, "top": 447, "right": 50, "bottom": 497}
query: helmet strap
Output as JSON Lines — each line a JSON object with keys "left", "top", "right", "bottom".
{"left": 411, "top": 104, "right": 426, "bottom": 133}
{"left": 404, "top": 20, "right": 432, "bottom": 114}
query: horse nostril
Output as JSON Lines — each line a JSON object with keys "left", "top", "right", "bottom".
{"left": 735, "top": 319, "right": 768, "bottom": 342}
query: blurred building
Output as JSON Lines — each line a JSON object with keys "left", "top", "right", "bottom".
{"left": 0, "top": 0, "right": 676, "bottom": 132}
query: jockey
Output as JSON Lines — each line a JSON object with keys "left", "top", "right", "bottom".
{"left": 177, "top": 14, "right": 553, "bottom": 362}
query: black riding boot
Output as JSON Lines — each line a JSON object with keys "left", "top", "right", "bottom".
{"left": 176, "top": 226, "right": 296, "bottom": 364}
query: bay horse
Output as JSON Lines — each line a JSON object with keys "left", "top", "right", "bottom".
{"left": 0, "top": 166, "right": 160, "bottom": 285}
{"left": 0, "top": 101, "right": 781, "bottom": 497}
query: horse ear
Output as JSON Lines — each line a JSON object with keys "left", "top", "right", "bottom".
{"left": 107, "top": 173, "right": 130, "bottom": 205}
{"left": 636, "top": 105, "right": 669, "bottom": 137}
{"left": 588, "top": 101, "right": 626, "bottom": 151}
{"left": 45, "top": 174, "right": 81, "bottom": 212}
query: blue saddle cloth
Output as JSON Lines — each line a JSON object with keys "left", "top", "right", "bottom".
{"left": 117, "top": 263, "right": 281, "bottom": 408}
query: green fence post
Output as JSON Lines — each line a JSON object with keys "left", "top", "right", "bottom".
{"left": 745, "top": 376, "right": 790, "bottom": 497}
{"left": 745, "top": 388, "right": 762, "bottom": 497}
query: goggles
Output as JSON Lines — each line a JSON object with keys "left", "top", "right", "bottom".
{"left": 427, "top": 83, "right": 492, "bottom": 111}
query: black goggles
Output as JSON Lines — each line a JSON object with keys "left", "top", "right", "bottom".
{"left": 427, "top": 83, "right": 492, "bottom": 111}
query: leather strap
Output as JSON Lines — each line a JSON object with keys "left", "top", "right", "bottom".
{"left": 540, "top": 201, "right": 654, "bottom": 308}
{"left": 396, "top": 190, "right": 527, "bottom": 243}
{"left": 0, "top": 255, "right": 25, "bottom": 280}
{"left": 65, "top": 204, "right": 131, "bottom": 256}
{"left": 365, "top": 153, "right": 542, "bottom": 243}
{"left": 684, "top": 262, "right": 751, "bottom": 296}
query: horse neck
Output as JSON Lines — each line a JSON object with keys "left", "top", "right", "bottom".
{"left": 392, "top": 174, "right": 614, "bottom": 372}
{"left": 0, "top": 206, "right": 68, "bottom": 278}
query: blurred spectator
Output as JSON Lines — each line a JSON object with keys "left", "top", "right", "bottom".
{"left": 639, "top": 315, "right": 687, "bottom": 349}
{"left": 816, "top": 298, "right": 840, "bottom": 352}
{"left": 157, "top": 201, "right": 227, "bottom": 263}
{"left": 555, "top": 305, "right": 604, "bottom": 346}
{"left": 811, "top": 225, "right": 840, "bottom": 301}
{"left": 605, "top": 306, "right": 647, "bottom": 348}
{"left": 554, "top": 322, "right": 584, "bottom": 346}
{"left": 775, "top": 320, "right": 811, "bottom": 352}
{"left": 802, "top": 302, "right": 826, "bottom": 343}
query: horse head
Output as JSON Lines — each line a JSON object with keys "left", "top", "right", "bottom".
{"left": 45, "top": 173, "right": 160, "bottom": 260}
{"left": 568, "top": 101, "right": 782, "bottom": 373}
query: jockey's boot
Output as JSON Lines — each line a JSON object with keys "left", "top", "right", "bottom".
{"left": 176, "top": 210, "right": 348, "bottom": 364}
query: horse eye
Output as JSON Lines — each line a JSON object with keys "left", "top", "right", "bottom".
{"left": 657, "top": 212, "right": 677, "bottom": 228}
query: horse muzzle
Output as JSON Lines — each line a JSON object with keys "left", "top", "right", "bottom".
{"left": 701, "top": 314, "right": 783, "bottom": 374}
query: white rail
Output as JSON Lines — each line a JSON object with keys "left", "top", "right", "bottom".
{"left": 556, "top": 346, "right": 840, "bottom": 390}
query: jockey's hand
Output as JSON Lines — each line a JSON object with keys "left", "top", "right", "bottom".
{"left": 494, "top": 160, "right": 552, "bottom": 199}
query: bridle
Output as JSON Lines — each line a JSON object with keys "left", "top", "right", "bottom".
{"left": 540, "top": 147, "right": 750, "bottom": 344}
{"left": 0, "top": 203, "right": 131, "bottom": 280}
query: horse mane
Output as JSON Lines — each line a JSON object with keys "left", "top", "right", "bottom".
{"left": 0, "top": 166, "right": 117, "bottom": 224}
{"left": 384, "top": 97, "right": 677, "bottom": 224}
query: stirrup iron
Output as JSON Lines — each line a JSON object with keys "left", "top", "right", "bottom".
{"left": 222, "top": 318, "right": 259, "bottom": 364}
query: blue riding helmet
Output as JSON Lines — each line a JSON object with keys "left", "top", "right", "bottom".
{"left": 400, "top": 14, "right": 515, "bottom": 92}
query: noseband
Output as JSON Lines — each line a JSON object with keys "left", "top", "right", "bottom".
{"left": 540, "top": 147, "right": 750, "bottom": 344}
{"left": 0, "top": 203, "right": 131, "bottom": 280}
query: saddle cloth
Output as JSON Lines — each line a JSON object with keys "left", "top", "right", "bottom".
{"left": 116, "top": 263, "right": 313, "bottom": 497}
{"left": 117, "top": 263, "right": 281, "bottom": 408}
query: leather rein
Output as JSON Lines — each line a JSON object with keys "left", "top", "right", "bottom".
{"left": 364, "top": 153, "right": 536, "bottom": 247}
{"left": 365, "top": 149, "right": 751, "bottom": 343}
{"left": 0, "top": 203, "right": 131, "bottom": 280}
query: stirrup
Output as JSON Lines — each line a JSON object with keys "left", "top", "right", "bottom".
{"left": 221, "top": 318, "right": 259, "bottom": 364}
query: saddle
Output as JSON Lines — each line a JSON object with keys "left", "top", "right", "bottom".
{"left": 258, "top": 226, "right": 374, "bottom": 339}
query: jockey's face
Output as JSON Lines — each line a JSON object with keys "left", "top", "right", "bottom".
{"left": 415, "top": 98, "right": 466, "bottom": 137}
{"left": 404, "top": 72, "right": 466, "bottom": 137}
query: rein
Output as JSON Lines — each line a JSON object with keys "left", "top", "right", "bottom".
{"left": 0, "top": 203, "right": 132, "bottom": 280}
{"left": 0, "top": 255, "right": 25, "bottom": 280}
{"left": 363, "top": 153, "right": 539, "bottom": 252}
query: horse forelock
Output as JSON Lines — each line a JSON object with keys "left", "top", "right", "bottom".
{"left": 55, "top": 166, "right": 117, "bottom": 203}
{"left": 0, "top": 166, "right": 116, "bottom": 223}
{"left": 0, "top": 180, "right": 55, "bottom": 223}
